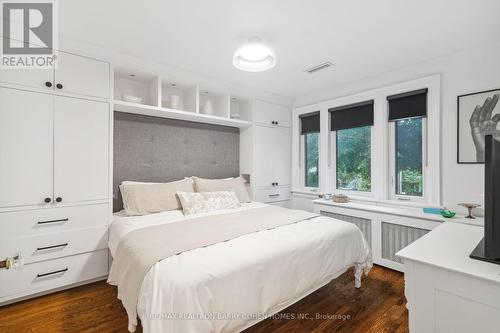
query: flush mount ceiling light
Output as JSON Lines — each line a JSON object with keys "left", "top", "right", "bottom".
{"left": 233, "top": 37, "right": 276, "bottom": 72}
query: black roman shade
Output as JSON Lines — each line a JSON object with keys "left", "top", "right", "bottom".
{"left": 300, "top": 111, "right": 320, "bottom": 134}
{"left": 387, "top": 88, "right": 428, "bottom": 121}
{"left": 329, "top": 100, "right": 374, "bottom": 131}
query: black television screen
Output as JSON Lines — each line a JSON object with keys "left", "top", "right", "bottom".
{"left": 470, "top": 135, "right": 500, "bottom": 264}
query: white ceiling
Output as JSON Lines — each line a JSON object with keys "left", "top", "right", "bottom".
{"left": 59, "top": 0, "right": 500, "bottom": 99}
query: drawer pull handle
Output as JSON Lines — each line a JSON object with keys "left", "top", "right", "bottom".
{"left": 36, "top": 243, "right": 68, "bottom": 251}
{"left": 269, "top": 194, "right": 280, "bottom": 198}
{"left": 36, "top": 268, "right": 68, "bottom": 278}
{"left": 37, "top": 218, "right": 69, "bottom": 225}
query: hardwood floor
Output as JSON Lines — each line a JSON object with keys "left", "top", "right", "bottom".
{"left": 0, "top": 265, "right": 407, "bottom": 333}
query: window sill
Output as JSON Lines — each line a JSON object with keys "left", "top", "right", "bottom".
{"left": 339, "top": 195, "right": 434, "bottom": 209}
{"left": 291, "top": 189, "right": 321, "bottom": 197}
{"left": 313, "top": 198, "right": 483, "bottom": 226}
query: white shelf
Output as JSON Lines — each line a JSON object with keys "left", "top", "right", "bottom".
{"left": 114, "top": 69, "right": 160, "bottom": 107}
{"left": 313, "top": 198, "right": 484, "bottom": 226}
{"left": 113, "top": 100, "right": 253, "bottom": 128}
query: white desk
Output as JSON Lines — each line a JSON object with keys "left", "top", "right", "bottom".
{"left": 397, "top": 223, "right": 500, "bottom": 333}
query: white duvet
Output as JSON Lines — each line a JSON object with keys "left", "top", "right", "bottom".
{"left": 109, "top": 202, "right": 372, "bottom": 333}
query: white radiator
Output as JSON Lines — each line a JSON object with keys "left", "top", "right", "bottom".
{"left": 381, "top": 221, "right": 430, "bottom": 264}
{"left": 320, "top": 210, "right": 372, "bottom": 248}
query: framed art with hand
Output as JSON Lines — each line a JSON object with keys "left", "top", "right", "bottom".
{"left": 457, "top": 88, "right": 500, "bottom": 163}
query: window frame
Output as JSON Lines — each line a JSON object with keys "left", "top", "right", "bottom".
{"left": 330, "top": 125, "right": 374, "bottom": 196}
{"left": 300, "top": 132, "right": 320, "bottom": 190}
{"left": 292, "top": 75, "right": 440, "bottom": 206}
{"left": 388, "top": 117, "right": 428, "bottom": 202}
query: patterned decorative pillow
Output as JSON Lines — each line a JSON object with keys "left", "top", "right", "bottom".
{"left": 177, "top": 190, "right": 241, "bottom": 215}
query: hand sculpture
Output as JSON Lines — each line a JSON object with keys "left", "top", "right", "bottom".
{"left": 469, "top": 93, "right": 500, "bottom": 162}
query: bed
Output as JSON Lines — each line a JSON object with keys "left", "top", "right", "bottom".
{"left": 108, "top": 202, "right": 372, "bottom": 333}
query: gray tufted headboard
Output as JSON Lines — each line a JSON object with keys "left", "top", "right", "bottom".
{"left": 113, "top": 112, "right": 240, "bottom": 212}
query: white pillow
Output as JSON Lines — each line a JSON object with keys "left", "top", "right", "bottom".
{"left": 120, "top": 178, "right": 195, "bottom": 216}
{"left": 177, "top": 190, "right": 241, "bottom": 215}
{"left": 192, "top": 176, "right": 250, "bottom": 203}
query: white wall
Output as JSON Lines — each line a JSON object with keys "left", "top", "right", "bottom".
{"left": 294, "top": 41, "right": 500, "bottom": 215}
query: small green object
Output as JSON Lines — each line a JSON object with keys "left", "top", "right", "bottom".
{"left": 440, "top": 210, "right": 456, "bottom": 218}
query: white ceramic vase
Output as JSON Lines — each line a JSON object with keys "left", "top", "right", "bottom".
{"left": 203, "top": 100, "right": 214, "bottom": 115}
{"left": 170, "top": 95, "right": 180, "bottom": 109}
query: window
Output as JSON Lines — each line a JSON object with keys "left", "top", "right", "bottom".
{"left": 336, "top": 126, "right": 371, "bottom": 191}
{"left": 388, "top": 89, "right": 427, "bottom": 200}
{"left": 330, "top": 100, "right": 374, "bottom": 193}
{"left": 395, "top": 118, "right": 423, "bottom": 196}
{"left": 305, "top": 132, "right": 319, "bottom": 187}
{"left": 300, "top": 111, "right": 320, "bottom": 188}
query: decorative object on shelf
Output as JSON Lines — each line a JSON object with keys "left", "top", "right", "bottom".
{"left": 230, "top": 97, "right": 241, "bottom": 119}
{"left": 233, "top": 37, "right": 276, "bottom": 72}
{"left": 203, "top": 99, "right": 214, "bottom": 115}
{"left": 332, "top": 194, "right": 349, "bottom": 203}
{"left": 170, "top": 95, "right": 181, "bottom": 110}
{"left": 457, "top": 88, "right": 500, "bottom": 163}
{"left": 423, "top": 207, "right": 444, "bottom": 215}
{"left": 440, "top": 210, "right": 456, "bottom": 218}
{"left": 322, "top": 193, "right": 333, "bottom": 200}
{"left": 121, "top": 93, "right": 145, "bottom": 104}
{"left": 458, "top": 203, "right": 481, "bottom": 219}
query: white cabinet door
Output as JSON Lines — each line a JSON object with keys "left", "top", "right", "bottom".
{"left": 0, "top": 88, "right": 54, "bottom": 207}
{"left": 254, "top": 100, "right": 291, "bottom": 127}
{"left": 55, "top": 52, "right": 110, "bottom": 99}
{"left": 0, "top": 67, "right": 53, "bottom": 91}
{"left": 254, "top": 125, "right": 276, "bottom": 188}
{"left": 273, "top": 126, "right": 291, "bottom": 186}
{"left": 53, "top": 96, "right": 109, "bottom": 203}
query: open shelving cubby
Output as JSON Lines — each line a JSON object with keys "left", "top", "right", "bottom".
{"left": 230, "top": 95, "right": 254, "bottom": 122}
{"left": 161, "top": 81, "right": 198, "bottom": 113}
{"left": 112, "top": 68, "right": 253, "bottom": 128}
{"left": 198, "top": 89, "right": 230, "bottom": 118}
{"left": 114, "top": 68, "right": 160, "bottom": 107}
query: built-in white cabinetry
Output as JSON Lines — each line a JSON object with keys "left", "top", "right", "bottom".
{"left": 53, "top": 96, "right": 109, "bottom": 203}
{"left": 54, "top": 52, "right": 110, "bottom": 99}
{"left": 0, "top": 88, "right": 54, "bottom": 208}
{"left": 245, "top": 101, "right": 292, "bottom": 205}
{"left": 0, "top": 51, "right": 111, "bottom": 305}
{"left": 0, "top": 51, "right": 110, "bottom": 99}
{"left": 113, "top": 68, "right": 253, "bottom": 128}
{"left": 0, "top": 89, "right": 109, "bottom": 208}
{"left": 254, "top": 125, "right": 291, "bottom": 188}
{"left": 254, "top": 100, "right": 291, "bottom": 127}
{"left": 111, "top": 67, "right": 293, "bottom": 207}
{"left": 0, "top": 67, "right": 52, "bottom": 92}
{"left": 397, "top": 223, "right": 500, "bottom": 333}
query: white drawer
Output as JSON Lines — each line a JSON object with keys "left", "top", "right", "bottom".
{"left": 0, "top": 226, "right": 108, "bottom": 264}
{"left": 269, "top": 200, "right": 291, "bottom": 208}
{"left": 255, "top": 187, "right": 291, "bottom": 203}
{"left": 0, "top": 249, "right": 108, "bottom": 300}
{"left": 0, "top": 204, "right": 108, "bottom": 238}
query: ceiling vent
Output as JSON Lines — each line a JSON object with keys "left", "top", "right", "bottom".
{"left": 305, "top": 62, "right": 334, "bottom": 74}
